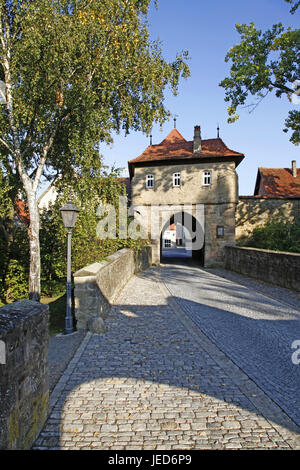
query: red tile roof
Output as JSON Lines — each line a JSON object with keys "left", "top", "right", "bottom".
{"left": 128, "top": 128, "right": 244, "bottom": 164}
{"left": 14, "top": 198, "right": 30, "bottom": 225}
{"left": 254, "top": 167, "right": 300, "bottom": 198}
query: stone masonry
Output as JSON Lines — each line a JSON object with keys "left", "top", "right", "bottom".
{"left": 34, "top": 268, "right": 300, "bottom": 450}
{"left": 236, "top": 196, "right": 300, "bottom": 242}
{"left": 225, "top": 245, "right": 300, "bottom": 292}
{"left": 128, "top": 127, "right": 244, "bottom": 267}
{"left": 74, "top": 247, "right": 151, "bottom": 332}
{"left": 131, "top": 162, "right": 238, "bottom": 267}
{"left": 0, "top": 300, "right": 49, "bottom": 450}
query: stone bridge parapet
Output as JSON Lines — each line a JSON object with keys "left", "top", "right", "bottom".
{"left": 74, "top": 246, "right": 151, "bottom": 333}
{"left": 0, "top": 300, "right": 49, "bottom": 450}
{"left": 225, "top": 245, "right": 300, "bottom": 291}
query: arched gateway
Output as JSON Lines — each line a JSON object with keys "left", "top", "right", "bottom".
{"left": 128, "top": 125, "right": 244, "bottom": 267}
{"left": 160, "top": 211, "right": 205, "bottom": 264}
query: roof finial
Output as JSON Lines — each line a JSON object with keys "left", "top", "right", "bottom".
{"left": 150, "top": 134, "right": 153, "bottom": 145}
{"left": 173, "top": 114, "right": 178, "bottom": 129}
{"left": 217, "top": 124, "right": 220, "bottom": 138}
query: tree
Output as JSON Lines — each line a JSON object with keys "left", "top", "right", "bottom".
{"left": 0, "top": 166, "right": 29, "bottom": 303}
{"left": 0, "top": 152, "right": 21, "bottom": 241}
{"left": 39, "top": 168, "right": 129, "bottom": 296}
{"left": 285, "top": 0, "right": 300, "bottom": 14}
{"left": 0, "top": 160, "right": 25, "bottom": 301}
{"left": 220, "top": 1, "right": 300, "bottom": 144}
{"left": 0, "top": 0, "right": 190, "bottom": 300}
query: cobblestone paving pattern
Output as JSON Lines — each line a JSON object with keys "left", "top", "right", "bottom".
{"left": 206, "top": 267, "right": 300, "bottom": 311}
{"left": 161, "top": 262, "right": 300, "bottom": 428}
{"left": 49, "top": 330, "right": 86, "bottom": 392}
{"left": 33, "top": 268, "right": 300, "bottom": 450}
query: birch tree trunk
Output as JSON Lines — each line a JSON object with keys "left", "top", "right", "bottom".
{"left": 26, "top": 190, "right": 41, "bottom": 301}
{"left": 1, "top": 10, "right": 41, "bottom": 300}
{"left": 27, "top": 200, "right": 41, "bottom": 301}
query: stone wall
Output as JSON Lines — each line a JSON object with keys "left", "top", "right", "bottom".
{"left": 130, "top": 161, "right": 239, "bottom": 266}
{"left": 225, "top": 245, "right": 300, "bottom": 291}
{"left": 236, "top": 197, "right": 300, "bottom": 241}
{"left": 204, "top": 202, "right": 236, "bottom": 266}
{"left": 131, "top": 162, "right": 238, "bottom": 206}
{"left": 0, "top": 300, "right": 49, "bottom": 450}
{"left": 74, "top": 246, "right": 151, "bottom": 332}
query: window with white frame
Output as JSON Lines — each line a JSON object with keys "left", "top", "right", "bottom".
{"left": 203, "top": 170, "right": 212, "bottom": 186}
{"left": 146, "top": 174, "right": 154, "bottom": 188}
{"left": 164, "top": 239, "right": 171, "bottom": 248}
{"left": 173, "top": 172, "right": 181, "bottom": 187}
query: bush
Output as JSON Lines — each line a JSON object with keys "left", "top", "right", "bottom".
{"left": 240, "top": 219, "right": 300, "bottom": 253}
{"left": 39, "top": 174, "right": 148, "bottom": 297}
{"left": 0, "top": 224, "right": 29, "bottom": 303}
{"left": 5, "top": 259, "right": 28, "bottom": 302}
{"left": 0, "top": 173, "right": 148, "bottom": 302}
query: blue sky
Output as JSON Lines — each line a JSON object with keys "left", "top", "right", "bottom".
{"left": 101, "top": 0, "right": 299, "bottom": 196}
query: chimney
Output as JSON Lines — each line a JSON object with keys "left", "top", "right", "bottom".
{"left": 292, "top": 160, "right": 297, "bottom": 178}
{"left": 193, "top": 125, "right": 201, "bottom": 153}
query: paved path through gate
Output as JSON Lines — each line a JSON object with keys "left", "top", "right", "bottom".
{"left": 33, "top": 265, "right": 300, "bottom": 450}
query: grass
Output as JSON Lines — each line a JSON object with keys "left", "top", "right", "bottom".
{"left": 40, "top": 290, "right": 76, "bottom": 337}
{"left": 40, "top": 293, "right": 66, "bottom": 336}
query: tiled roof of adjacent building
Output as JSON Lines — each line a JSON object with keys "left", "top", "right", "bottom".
{"left": 128, "top": 129, "right": 244, "bottom": 165}
{"left": 14, "top": 198, "right": 30, "bottom": 225}
{"left": 254, "top": 167, "right": 300, "bottom": 198}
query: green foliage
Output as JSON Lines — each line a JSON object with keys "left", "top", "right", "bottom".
{"left": 0, "top": 167, "right": 14, "bottom": 220}
{"left": 0, "top": 163, "right": 21, "bottom": 248}
{"left": 41, "top": 293, "right": 70, "bottom": 336}
{"left": 283, "top": 109, "right": 300, "bottom": 144}
{"left": 0, "top": 164, "right": 29, "bottom": 302}
{"left": 239, "top": 220, "right": 300, "bottom": 253}
{"left": 0, "top": 167, "right": 148, "bottom": 302}
{"left": 220, "top": 1, "right": 300, "bottom": 144}
{"left": 39, "top": 207, "right": 66, "bottom": 296}
{"left": 0, "top": 0, "right": 189, "bottom": 298}
{"left": 4, "top": 259, "right": 28, "bottom": 302}
{"left": 285, "top": 0, "right": 300, "bottom": 14}
{"left": 0, "top": 0, "right": 190, "bottom": 182}
{"left": 0, "top": 223, "right": 29, "bottom": 302}
{"left": 39, "top": 173, "right": 148, "bottom": 296}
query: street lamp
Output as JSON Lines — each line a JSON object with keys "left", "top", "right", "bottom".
{"left": 60, "top": 197, "right": 80, "bottom": 335}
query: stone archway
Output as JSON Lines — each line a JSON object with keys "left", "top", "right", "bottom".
{"left": 129, "top": 203, "right": 205, "bottom": 265}
{"left": 160, "top": 209, "right": 205, "bottom": 265}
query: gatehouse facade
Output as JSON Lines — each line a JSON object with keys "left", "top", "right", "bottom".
{"left": 128, "top": 126, "right": 244, "bottom": 266}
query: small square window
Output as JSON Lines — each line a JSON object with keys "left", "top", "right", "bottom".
{"left": 146, "top": 174, "right": 154, "bottom": 189}
{"left": 216, "top": 226, "right": 224, "bottom": 238}
{"left": 203, "top": 170, "right": 212, "bottom": 186}
{"left": 173, "top": 172, "right": 181, "bottom": 187}
{"left": 164, "top": 239, "right": 171, "bottom": 248}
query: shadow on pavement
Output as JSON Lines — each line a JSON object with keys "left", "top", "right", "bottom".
{"left": 33, "top": 266, "right": 300, "bottom": 449}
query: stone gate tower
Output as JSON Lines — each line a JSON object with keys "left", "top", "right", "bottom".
{"left": 128, "top": 126, "right": 244, "bottom": 266}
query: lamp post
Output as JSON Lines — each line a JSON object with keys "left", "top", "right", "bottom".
{"left": 60, "top": 198, "right": 80, "bottom": 335}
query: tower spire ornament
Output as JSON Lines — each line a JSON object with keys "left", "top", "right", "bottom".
{"left": 217, "top": 124, "right": 220, "bottom": 138}
{"left": 173, "top": 114, "right": 178, "bottom": 129}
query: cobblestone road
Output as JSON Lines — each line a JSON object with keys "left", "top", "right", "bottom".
{"left": 33, "top": 266, "right": 300, "bottom": 450}
{"left": 162, "top": 261, "right": 300, "bottom": 428}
